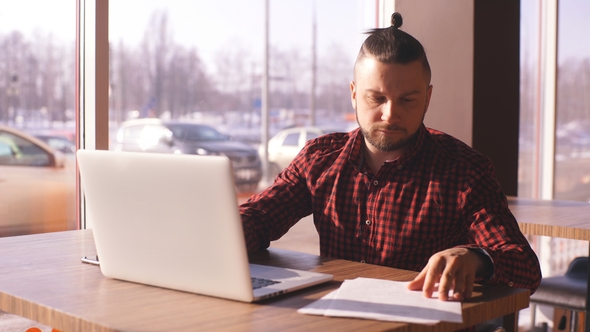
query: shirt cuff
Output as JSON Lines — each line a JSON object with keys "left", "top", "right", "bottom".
{"left": 468, "top": 248, "right": 495, "bottom": 280}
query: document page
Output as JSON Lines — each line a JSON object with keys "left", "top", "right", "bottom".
{"left": 298, "top": 277, "right": 462, "bottom": 324}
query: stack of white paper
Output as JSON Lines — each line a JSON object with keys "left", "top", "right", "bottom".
{"left": 298, "top": 277, "right": 462, "bottom": 325}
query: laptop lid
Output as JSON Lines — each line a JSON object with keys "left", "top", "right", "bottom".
{"left": 76, "top": 149, "right": 332, "bottom": 302}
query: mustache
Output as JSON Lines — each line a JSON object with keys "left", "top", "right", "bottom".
{"left": 372, "top": 124, "right": 406, "bottom": 132}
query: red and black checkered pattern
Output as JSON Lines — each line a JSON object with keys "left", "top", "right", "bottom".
{"left": 240, "top": 125, "right": 541, "bottom": 293}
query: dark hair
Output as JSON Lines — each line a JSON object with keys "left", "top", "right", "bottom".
{"left": 355, "top": 12, "right": 431, "bottom": 83}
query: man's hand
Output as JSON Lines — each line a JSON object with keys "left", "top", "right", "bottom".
{"left": 407, "top": 248, "right": 486, "bottom": 301}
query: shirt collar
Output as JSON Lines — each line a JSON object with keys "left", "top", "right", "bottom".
{"left": 396, "top": 124, "right": 428, "bottom": 166}
{"left": 346, "top": 124, "right": 429, "bottom": 171}
{"left": 345, "top": 128, "right": 365, "bottom": 172}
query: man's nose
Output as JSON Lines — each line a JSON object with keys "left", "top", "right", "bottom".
{"left": 381, "top": 101, "right": 400, "bottom": 123}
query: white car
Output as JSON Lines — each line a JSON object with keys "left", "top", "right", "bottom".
{"left": 0, "top": 125, "right": 76, "bottom": 236}
{"left": 263, "top": 125, "right": 356, "bottom": 178}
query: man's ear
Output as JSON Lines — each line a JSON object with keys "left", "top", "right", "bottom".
{"left": 350, "top": 81, "right": 357, "bottom": 110}
{"left": 424, "top": 84, "right": 433, "bottom": 114}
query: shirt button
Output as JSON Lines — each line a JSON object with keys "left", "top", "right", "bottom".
{"left": 360, "top": 260, "right": 366, "bottom": 263}
{"left": 509, "top": 282, "right": 514, "bottom": 287}
{"left": 373, "top": 180, "right": 378, "bottom": 186}
{"left": 398, "top": 165, "right": 403, "bottom": 169}
{"left": 365, "top": 220, "right": 372, "bottom": 226}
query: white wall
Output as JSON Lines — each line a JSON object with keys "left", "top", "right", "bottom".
{"left": 388, "top": 0, "right": 474, "bottom": 145}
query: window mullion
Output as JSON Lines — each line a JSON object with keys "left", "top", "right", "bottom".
{"left": 77, "top": 0, "right": 109, "bottom": 229}
{"left": 538, "top": 0, "right": 558, "bottom": 200}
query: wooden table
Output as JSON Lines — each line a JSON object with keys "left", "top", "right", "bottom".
{"left": 0, "top": 229, "right": 529, "bottom": 332}
{"left": 508, "top": 196, "right": 590, "bottom": 331}
{"left": 509, "top": 196, "right": 590, "bottom": 241}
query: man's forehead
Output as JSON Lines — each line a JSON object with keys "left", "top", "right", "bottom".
{"left": 355, "top": 57, "right": 419, "bottom": 75}
{"left": 354, "top": 57, "right": 429, "bottom": 86}
{"left": 364, "top": 88, "right": 422, "bottom": 96}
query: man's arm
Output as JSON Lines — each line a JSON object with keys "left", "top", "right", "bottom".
{"left": 409, "top": 168, "right": 541, "bottom": 300}
{"left": 239, "top": 166, "right": 313, "bottom": 252}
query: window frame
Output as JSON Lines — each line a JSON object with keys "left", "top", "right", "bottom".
{"left": 76, "top": 0, "right": 109, "bottom": 229}
{"left": 77, "top": 1, "right": 561, "bottom": 229}
{"left": 536, "top": 0, "right": 558, "bottom": 200}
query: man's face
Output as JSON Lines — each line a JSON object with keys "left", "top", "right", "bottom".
{"left": 350, "top": 57, "right": 432, "bottom": 153}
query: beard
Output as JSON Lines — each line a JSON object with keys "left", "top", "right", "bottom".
{"left": 358, "top": 121, "right": 420, "bottom": 152}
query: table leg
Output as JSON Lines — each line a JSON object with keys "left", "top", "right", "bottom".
{"left": 503, "top": 312, "right": 518, "bottom": 332}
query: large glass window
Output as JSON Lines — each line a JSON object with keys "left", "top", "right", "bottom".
{"left": 519, "top": 0, "right": 590, "bottom": 204}
{"left": 551, "top": 0, "right": 590, "bottom": 275}
{"left": 519, "top": 0, "right": 589, "bottom": 278}
{"left": 0, "top": 1, "right": 77, "bottom": 236}
{"left": 554, "top": 0, "right": 590, "bottom": 202}
{"left": 108, "top": 0, "right": 364, "bottom": 194}
{"left": 518, "top": 0, "right": 541, "bottom": 200}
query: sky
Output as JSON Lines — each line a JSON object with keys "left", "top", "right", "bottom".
{"left": 108, "top": 0, "right": 372, "bottom": 68}
{"left": 0, "top": 0, "right": 588, "bottom": 66}
{"left": 557, "top": 0, "right": 590, "bottom": 63}
{"left": 0, "top": 0, "right": 374, "bottom": 70}
{"left": 0, "top": 1, "right": 76, "bottom": 41}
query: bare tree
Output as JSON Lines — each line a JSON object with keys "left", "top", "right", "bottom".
{"left": 110, "top": 9, "right": 215, "bottom": 123}
{"left": 316, "top": 42, "right": 354, "bottom": 121}
{"left": 0, "top": 31, "right": 30, "bottom": 124}
{"left": 557, "top": 59, "right": 590, "bottom": 126}
{"left": 270, "top": 46, "right": 311, "bottom": 111}
{"left": 167, "top": 45, "right": 212, "bottom": 118}
{"left": 32, "top": 32, "right": 60, "bottom": 125}
{"left": 214, "top": 40, "right": 255, "bottom": 113}
{"left": 141, "top": 10, "right": 174, "bottom": 117}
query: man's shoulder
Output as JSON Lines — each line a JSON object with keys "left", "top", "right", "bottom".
{"left": 285, "top": 129, "right": 358, "bottom": 175}
{"left": 305, "top": 129, "right": 357, "bottom": 154}
{"left": 425, "top": 127, "right": 492, "bottom": 165}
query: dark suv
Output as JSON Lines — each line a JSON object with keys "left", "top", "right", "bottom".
{"left": 115, "top": 119, "right": 262, "bottom": 191}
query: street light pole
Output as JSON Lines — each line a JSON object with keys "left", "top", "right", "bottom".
{"left": 261, "top": 0, "right": 271, "bottom": 186}
{"left": 310, "top": 0, "right": 317, "bottom": 126}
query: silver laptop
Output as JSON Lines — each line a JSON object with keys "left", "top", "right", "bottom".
{"left": 76, "top": 149, "right": 332, "bottom": 302}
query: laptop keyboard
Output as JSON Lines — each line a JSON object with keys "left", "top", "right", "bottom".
{"left": 251, "top": 277, "right": 281, "bottom": 289}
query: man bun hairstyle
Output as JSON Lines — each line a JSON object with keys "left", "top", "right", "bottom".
{"left": 391, "top": 12, "right": 403, "bottom": 29}
{"left": 356, "top": 12, "right": 431, "bottom": 83}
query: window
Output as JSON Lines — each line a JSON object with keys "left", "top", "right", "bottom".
{"left": 306, "top": 132, "right": 320, "bottom": 141}
{"left": 0, "top": 131, "right": 50, "bottom": 166}
{"left": 0, "top": 0, "right": 76, "bottom": 236}
{"left": 519, "top": 0, "right": 590, "bottom": 282}
{"left": 519, "top": 0, "right": 590, "bottom": 203}
{"left": 106, "top": 0, "right": 369, "bottom": 193}
{"left": 0, "top": 127, "right": 76, "bottom": 236}
{"left": 554, "top": 0, "right": 590, "bottom": 202}
{"left": 283, "top": 133, "right": 300, "bottom": 147}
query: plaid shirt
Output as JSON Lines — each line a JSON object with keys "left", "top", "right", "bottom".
{"left": 240, "top": 125, "right": 541, "bottom": 293}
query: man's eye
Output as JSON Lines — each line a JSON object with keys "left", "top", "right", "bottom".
{"left": 368, "top": 96, "right": 385, "bottom": 103}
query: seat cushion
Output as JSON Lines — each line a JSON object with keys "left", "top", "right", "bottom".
{"left": 531, "top": 275, "right": 587, "bottom": 311}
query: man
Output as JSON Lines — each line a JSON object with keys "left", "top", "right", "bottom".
{"left": 240, "top": 12, "right": 541, "bottom": 301}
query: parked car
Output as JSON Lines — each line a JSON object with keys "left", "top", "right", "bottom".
{"left": 114, "top": 119, "right": 263, "bottom": 191}
{"left": 263, "top": 125, "right": 356, "bottom": 178}
{"left": 0, "top": 124, "right": 76, "bottom": 236}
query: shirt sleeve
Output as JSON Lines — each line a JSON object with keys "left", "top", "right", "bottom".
{"left": 457, "top": 165, "right": 542, "bottom": 294}
{"left": 239, "top": 165, "right": 313, "bottom": 252}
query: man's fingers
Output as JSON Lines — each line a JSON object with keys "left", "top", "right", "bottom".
{"left": 451, "top": 270, "right": 465, "bottom": 301}
{"left": 407, "top": 267, "right": 428, "bottom": 290}
{"left": 410, "top": 248, "right": 481, "bottom": 301}
{"left": 407, "top": 262, "right": 438, "bottom": 299}
{"left": 463, "top": 272, "right": 475, "bottom": 299}
{"left": 438, "top": 270, "right": 454, "bottom": 301}
{"left": 422, "top": 261, "right": 443, "bottom": 299}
